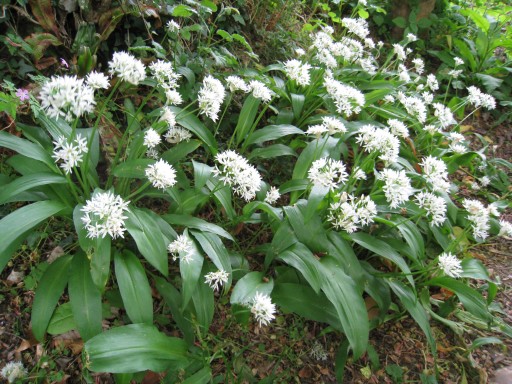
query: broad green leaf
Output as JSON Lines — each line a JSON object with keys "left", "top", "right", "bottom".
{"left": 388, "top": 280, "right": 436, "bottom": 357}
{"left": 461, "top": 258, "right": 491, "bottom": 281}
{"left": 115, "top": 250, "right": 153, "bottom": 325}
{"left": 91, "top": 236, "right": 111, "bottom": 291}
{"left": 0, "top": 200, "right": 67, "bottom": 273}
{"left": 244, "top": 124, "right": 303, "bottom": 147}
{"left": 172, "top": 4, "right": 194, "bottom": 17}
{"left": 304, "top": 184, "right": 329, "bottom": 222}
{"left": 179, "top": 230, "right": 204, "bottom": 308}
{"left": 0, "top": 173, "right": 66, "bottom": 204}
{"left": 206, "top": 179, "right": 236, "bottom": 219}
{"left": 247, "top": 144, "right": 297, "bottom": 160}
{"left": 74, "top": 204, "right": 94, "bottom": 252}
{"left": 290, "top": 94, "right": 305, "bottom": 120}
{"left": 47, "top": 303, "right": 76, "bottom": 335}
{"left": 319, "top": 257, "right": 369, "bottom": 360}
{"left": 112, "top": 159, "right": 154, "bottom": 178}
{"left": 390, "top": 216, "right": 425, "bottom": 263}
{"left": 169, "top": 106, "right": 217, "bottom": 155}
{"left": 230, "top": 271, "right": 273, "bottom": 305}
{"left": 279, "top": 179, "right": 309, "bottom": 194}
{"left": 273, "top": 283, "right": 342, "bottom": 330}
{"left": 192, "top": 160, "right": 212, "bottom": 190}
{"left": 162, "top": 140, "right": 201, "bottom": 164}
{"left": 31, "top": 255, "right": 72, "bottom": 341}
{"left": 278, "top": 243, "right": 322, "bottom": 294}
{"left": 235, "top": 95, "right": 261, "bottom": 146}
{"left": 265, "top": 221, "right": 298, "bottom": 268}
{"left": 350, "top": 232, "right": 413, "bottom": 286}
{"left": 191, "top": 231, "right": 233, "bottom": 282}
{"left": 165, "top": 214, "right": 234, "bottom": 241}
{"left": 7, "top": 154, "right": 52, "bottom": 175}
{"left": 284, "top": 203, "right": 328, "bottom": 253}
{"left": 469, "top": 337, "right": 504, "bottom": 352}
{"left": 182, "top": 367, "right": 212, "bottom": 384}
{"left": 216, "top": 29, "right": 232, "bottom": 41}
{"left": 427, "top": 277, "right": 492, "bottom": 322}
{"left": 84, "top": 324, "right": 188, "bottom": 373}
{"left": 459, "top": 9, "right": 490, "bottom": 32}
{"left": 125, "top": 208, "right": 168, "bottom": 276}
{"left": 69, "top": 252, "right": 102, "bottom": 341}
{"left": 192, "top": 266, "right": 214, "bottom": 333}
{"left": 326, "top": 232, "right": 364, "bottom": 286}
{"left": 0, "top": 131, "right": 54, "bottom": 167}
{"left": 154, "top": 277, "right": 195, "bottom": 344}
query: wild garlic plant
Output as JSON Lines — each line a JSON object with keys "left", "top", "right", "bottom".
{"left": 0, "top": 8, "right": 511, "bottom": 382}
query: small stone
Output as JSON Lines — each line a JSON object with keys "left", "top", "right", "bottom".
{"left": 492, "top": 366, "right": 512, "bottom": 384}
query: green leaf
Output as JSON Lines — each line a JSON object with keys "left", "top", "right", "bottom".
{"left": 319, "top": 257, "right": 369, "bottom": 360}
{"left": 191, "top": 231, "right": 233, "bottom": 281}
{"left": 469, "top": 337, "right": 504, "bottom": 352}
{"left": 91, "top": 236, "right": 111, "bottom": 291}
{"left": 459, "top": 9, "right": 490, "bottom": 32}
{"left": 284, "top": 203, "right": 328, "bottom": 253}
{"left": 427, "top": 277, "right": 492, "bottom": 322}
{"left": 207, "top": 180, "right": 236, "bottom": 219}
{"left": 192, "top": 160, "right": 213, "bottom": 190}
{"left": 182, "top": 366, "right": 212, "bottom": 384}
{"left": 112, "top": 159, "right": 154, "bottom": 178}
{"left": 232, "top": 34, "right": 253, "bottom": 52}
{"left": 0, "top": 200, "right": 67, "bottom": 273}
{"left": 247, "top": 144, "right": 297, "bottom": 160}
{"left": 388, "top": 280, "right": 436, "bottom": 357}
{"left": 216, "top": 29, "right": 233, "bottom": 42}
{"left": 461, "top": 258, "right": 491, "bottom": 281}
{"left": 115, "top": 250, "right": 153, "bottom": 325}
{"left": 273, "top": 283, "right": 342, "bottom": 330}
{"left": 389, "top": 216, "right": 425, "bottom": 263}
{"left": 165, "top": 214, "right": 234, "bottom": 241}
{"left": 292, "top": 136, "right": 339, "bottom": 183}
{"left": 0, "top": 131, "right": 54, "bottom": 167}
{"left": 235, "top": 95, "right": 261, "bottom": 146}
{"left": 192, "top": 267, "right": 214, "bottom": 333}
{"left": 84, "top": 324, "right": 188, "bottom": 373}
{"left": 0, "top": 173, "right": 67, "bottom": 204}
{"left": 244, "top": 124, "right": 303, "bottom": 147}
{"left": 125, "top": 208, "right": 168, "bottom": 276}
{"left": 69, "top": 252, "right": 102, "bottom": 341}
{"left": 172, "top": 4, "right": 194, "bottom": 17}
{"left": 265, "top": 221, "right": 298, "bottom": 268}
{"left": 74, "top": 204, "right": 94, "bottom": 252}
{"left": 161, "top": 140, "right": 201, "bottom": 164}
{"left": 47, "top": 303, "right": 76, "bottom": 335}
{"left": 169, "top": 106, "right": 217, "bottom": 155}
{"left": 31, "top": 255, "right": 72, "bottom": 341}
{"left": 304, "top": 184, "right": 329, "bottom": 222}
{"left": 278, "top": 243, "right": 322, "bottom": 294}
{"left": 230, "top": 271, "right": 273, "bottom": 305}
{"left": 179, "top": 230, "right": 204, "bottom": 308}
{"left": 290, "top": 94, "right": 305, "bottom": 119}
{"left": 326, "top": 232, "right": 364, "bottom": 286}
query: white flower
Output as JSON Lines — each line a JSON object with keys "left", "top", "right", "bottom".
{"left": 248, "top": 80, "right": 273, "bottom": 103}
{"left": 39, "top": 75, "right": 95, "bottom": 121}
{"left": 479, "top": 176, "right": 490, "bottom": 187}
{"left": 426, "top": 74, "right": 439, "bottom": 91}
{"left": 324, "top": 76, "right": 365, "bottom": 117}
{"left": 397, "top": 92, "right": 427, "bottom": 123}
{"left": 454, "top": 57, "right": 464, "bottom": 66}
{"left": 81, "top": 191, "right": 129, "bottom": 239}
{"left": 52, "top": 134, "right": 88, "bottom": 174}
{"left": 356, "top": 125, "right": 400, "bottom": 164}
{"left": 144, "top": 128, "right": 161, "bottom": 148}
{"left": 393, "top": 44, "right": 407, "bottom": 60}
{"left": 424, "top": 124, "right": 441, "bottom": 135}
{"left": 406, "top": 33, "right": 418, "bottom": 42}
{"left": 398, "top": 64, "right": 411, "bottom": 82}
{"left": 149, "top": 60, "right": 181, "bottom": 89}
{"left": 108, "top": 51, "right": 146, "bottom": 85}
{"left": 226, "top": 76, "right": 249, "bottom": 92}
{"left": 164, "top": 126, "right": 192, "bottom": 143}
{"left": 213, "top": 150, "right": 262, "bottom": 201}
{"left": 378, "top": 168, "right": 414, "bottom": 208}
{"left": 308, "top": 157, "right": 348, "bottom": 191}
{"left": 251, "top": 292, "right": 276, "bottom": 327}
{"left": 422, "top": 91, "right": 434, "bottom": 105}
{"left": 168, "top": 234, "right": 194, "bottom": 263}
{"left": 198, "top": 75, "right": 226, "bottom": 121}
{"left": 462, "top": 199, "right": 490, "bottom": 239}
{"left": 438, "top": 252, "right": 463, "bottom": 278}
{"left": 449, "top": 143, "right": 467, "bottom": 154}
{"left": 264, "top": 186, "right": 281, "bottom": 205}
{"left": 295, "top": 48, "right": 306, "bottom": 56}
{"left": 387, "top": 119, "right": 409, "bottom": 138}
{"left": 166, "top": 20, "right": 180, "bottom": 33}
{"left": 145, "top": 159, "right": 177, "bottom": 189}
{"left": 342, "top": 17, "right": 370, "bottom": 39}
{"left": 433, "top": 103, "right": 456, "bottom": 128}
{"left": 284, "top": 59, "right": 312, "bottom": 86}
{"left": 1, "top": 361, "right": 28, "bottom": 383}
{"left": 384, "top": 95, "right": 395, "bottom": 103}
{"left": 159, "top": 106, "right": 176, "bottom": 128}
{"left": 420, "top": 156, "right": 450, "bottom": 193}
{"left": 306, "top": 124, "right": 329, "bottom": 137}
{"left": 165, "top": 89, "right": 183, "bottom": 105}
{"left": 204, "top": 270, "right": 229, "bottom": 291}
{"left": 316, "top": 48, "right": 337, "bottom": 68}
{"left": 416, "top": 191, "right": 447, "bottom": 226}
{"left": 448, "top": 69, "right": 463, "bottom": 78}
{"left": 146, "top": 148, "right": 159, "bottom": 159}
{"left": 499, "top": 220, "right": 512, "bottom": 237}
{"left": 412, "top": 58, "right": 424, "bottom": 74}
{"left": 322, "top": 116, "right": 347, "bottom": 134}
{"left": 488, "top": 203, "right": 500, "bottom": 217}
{"left": 352, "top": 167, "right": 367, "bottom": 180}
{"left": 328, "top": 193, "right": 377, "bottom": 233}
{"left": 86, "top": 71, "right": 110, "bottom": 90}
{"left": 467, "top": 86, "right": 496, "bottom": 110}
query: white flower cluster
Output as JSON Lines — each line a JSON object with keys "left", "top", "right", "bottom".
{"left": 52, "top": 134, "right": 88, "bottom": 174}
{"left": 264, "top": 186, "right": 281, "bottom": 205}
{"left": 306, "top": 116, "right": 347, "bottom": 137}
{"left": 433, "top": 103, "right": 456, "bottom": 128}
{"left": 86, "top": 71, "right": 110, "bottom": 90}
{"left": 356, "top": 125, "right": 400, "bottom": 164}
{"left": 438, "top": 252, "right": 463, "bottom": 278}
{"left": 248, "top": 80, "right": 273, "bottom": 102}
{"left": 387, "top": 119, "right": 409, "bottom": 138}
{"left": 198, "top": 75, "right": 226, "bottom": 121}
{"left": 166, "top": 20, "right": 180, "bottom": 33}
{"left": 39, "top": 75, "right": 95, "bottom": 122}
{"left": 144, "top": 128, "right": 161, "bottom": 149}
{"left": 149, "top": 60, "right": 182, "bottom": 91}
{"left": 204, "top": 270, "right": 229, "bottom": 291}
{"left": 397, "top": 92, "right": 427, "bottom": 123}
{"left": 251, "top": 292, "right": 276, "bottom": 327}
{"left": 393, "top": 44, "right": 407, "bottom": 61}
{"left": 164, "top": 126, "right": 192, "bottom": 143}
{"left": 160, "top": 106, "right": 176, "bottom": 128}
{"left": 378, "top": 168, "right": 414, "bottom": 208}
{"left": 284, "top": 59, "right": 312, "bottom": 86}
{"left": 308, "top": 157, "right": 348, "bottom": 191}
{"left": 1, "top": 361, "right": 28, "bottom": 383}
{"left": 499, "top": 220, "right": 512, "bottom": 237}
{"left": 226, "top": 75, "right": 249, "bottom": 92}
{"left": 213, "top": 150, "right": 262, "bottom": 201}
{"left": 81, "top": 191, "right": 130, "bottom": 239}
{"left": 466, "top": 86, "right": 496, "bottom": 110}
{"left": 145, "top": 159, "right": 177, "bottom": 189}
{"left": 108, "top": 51, "right": 146, "bottom": 85}
{"left": 462, "top": 199, "right": 494, "bottom": 239}
{"left": 420, "top": 156, "right": 450, "bottom": 193}
{"left": 415, "top": 191, "right": 447, "bottom": 226}
{"left": 324, "top": 76, "right": 365, "bottom": 117}
{"left": 426, "top": 74, "right": 439, "bottom": 91}
{"left": 328, "top": 193, "right": 377, "bottom": 233}
{"left": 342, "top": 17, "right": 370, "bottom": 39}
{"left": 448, "top": 131, "right": 467, "bottom": 154}
{"left": 168, "top": 234, "right": 194, "bottom": 263}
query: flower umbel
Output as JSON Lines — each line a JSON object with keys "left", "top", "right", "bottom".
{"left": 251, "top": 292, "right": 276, "bottom": 327}
{"left": 145, "top": 159, "right": 177, "bottom": 190}
{"left": 108, "top": 51, "right": 146, "bottom": 85}
{"left": 308, "top": 158, "right": 348, "bottom": 191}
{"left": 1, "top": 361, "right": 28, "bottom": 383}
{"left": 81, "top": 191, "right": 130, "bottom": 239}
{"left": 205, "top": 270, "right": 229, "bottom": 291}
{"left": 438, "top": 252, "right": 463, "bottom": 278}
{"left": 52, "top": 134, "right": 88, "bottom": 174}
{"left": 168, "top": 234, "right": 194, "bottom": 263}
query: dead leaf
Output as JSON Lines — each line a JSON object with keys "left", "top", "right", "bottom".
{"left": 6, "top": 270, "right": 25, "bottom": 286}
{"left": 52, "top": 330, "right": 84, "bottom": 354}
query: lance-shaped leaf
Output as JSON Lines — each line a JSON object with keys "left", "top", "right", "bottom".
{"left": 231, "top": 271, "right": 273, "bottom": 305}
{"left": 179, "top": 230, "right": 204, "bottom": 309}
{"left": 0, "top": 173, "right": 67, "bottom": 204}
